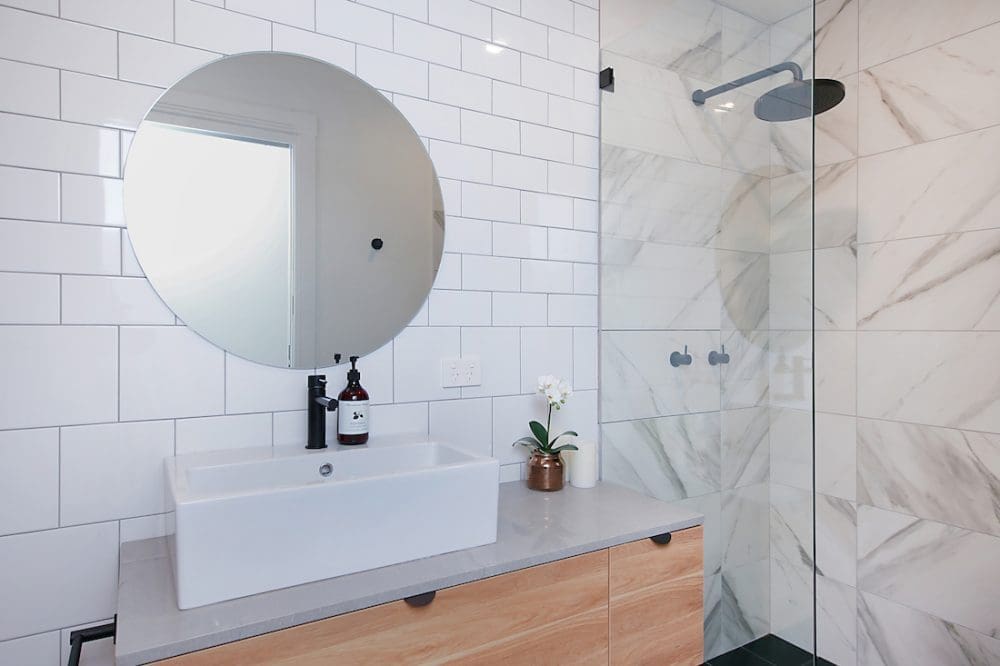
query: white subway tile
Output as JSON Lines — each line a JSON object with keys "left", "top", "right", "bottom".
{"left": 548, "top": 227, "right": 598, "bottom": 262}
{"left": 0, "top": 59, "right": 58, "bottom": 118}
{"left": 0, "top": 632, "right": 60, "bottom": 666}
{"left": 461, "top": 109, "right": 519, "bottom": 152}
{"left": 428, "top": 0, "right": 491, "bottom": 40}
{"left": 393, "top": 327, "right": 461, "bottom": 402}
{"left": 521, "top": 123, "right": 574, "bottom": 163}
{"left": 548, "top": 28, "right": 598, "bottom": 70}
{"left": 573, "top": 262, "right": 598, "bottom": 294}
{"left": 118, "top": 34, "right": 217, "bottom": 88}
{"left": 359, "top": 0, "right": 427, "bottom": 21}
{"left": 429, "top": 398, "right": 492, "bottom": 456}
{"left": 548, "top": 161, "right": 598, "bottom": 198}
{"left": 574, "top": 4, "right": 599, "bottom": 40}
{"left": 521, "top": 327, "right": 573, "bottom": 392}
{"left": 443, "top": 216, "right": 492, "bottom": 254}
{"left": 0, "top": 220, "right": 120, "bottom": 274}
{"left": 122, "top": 230, "right": 143, "bottom": 276}
{"left": 394, "top": 95, "right": 460, "bottom": 141}
{"left": 460, "top": 327, "right": 520, "bottom": 397}
{"left": 0, "top": 0, "right": 57, "bottom": 14}
{"left": 521, "top": 191, "right": 573, "bottom": 228}
{"left": 394, "top": 17, "right": 460, "bottom": 67}
{"left": 0, "top": 428, "right": 58, "bottom": 536}
{"left": 225, "top": 354, "right": 306, "bottom": 413}
{"left": 60, "top": 72, "right": 161, "bottom": 131}
{"left": 0, "top": 272, "right": 59, "bottom": 324}
{"left": 493, "top": 152, "right": 547, "bottom": 191}
{"left": 357, "top": 46, "right": 427, "bottom": 97}
{"left": 492, "top": 393, "right": 541, "bottom": 463}
{"left": 439, "top": 178, "right": 462, "bottom": 213}
{"left": 227, "top": 0, "right": 314, "bottom": 28}
{"left": 0, "top": 113, "right": 119, "bottom": 177}
{"left": 0, "top": 166, "right": 58, "bottom": 222}
{"left": 573, "top": 133, "right": 599, "bottom": 167}
{"left": 434, "top": 253, "right": 462, "bottom": 289}
{"left": 521, "top": 259, "right": 573, "bottom": 293}
{"left": 61, "top": 174, "right": 124, "bottom": 227}
{"left": 119, "top": 326, "right": 224, "bottom": 421}
{"left": 61, "top": 275, "right": 174, "bottom": 325}
{"left": 0, "top": 522, "right": 118, "bottom": 641}
{"left": 492, "top": 292, "right": 547, "bottom": 325}
{"left": 272, "top": 24, "right": 355, "bottom": 71}
{"left": 175, "top": 0, "right": 271, "bottom": 53}
{"left": 492, "top": 10, "right": 548, "bottom": 57}
{"left": 574, "top": 67, "right": 600, "bottom": 104}
{"left": 430, "top": 140, "right": 492, "bottom": 183}
{"left": 461, "top": 182, "right": 520, "bottom": 222}
{"left": 521, "top": 0, "right": 574, "bottom": 31}
{"left": 429, "top": 65, "right": 492, "bottom": 112}
{"left": 462, "top": 255, "right": 520, "bottom": 291}
{"left": 573, "top": 327, "right": 598, "bottom": 390}
{"left": 0, "top": 326, "right": 117, "bottom": 429}
{"left": 369, "top": 402, "right": 428, "bottom": 437}
{"left": 60, "top": 420, "right": 174, "bottom": 525}
{"left": 273, "top": 410, "right": 309, "bottom": 446}
{"left": 493, "top": 221, "right": 548, "bottom": 258}
{"left": 119, "top": 513, "right": 171, "bottom": 543}
{"left": 549, "top": 293, "right": 597, "bottom": 326}
{"left": 521, "top": 54, "right": 575, "bottom": 98}
{"left": 0, "top": 6, "right": 116, "bottom": 77}
{"left": 548, "top": 94, "right": 599, "bottom": 135}
{"left": 573, "top": 197, "right": 598, "bottom": 231}
{"left": 61, "top": 0, "right": 174, "bottom": 40}
{"left": 429, "top": 290, "right": 492, "bottom": 325}
{"left": 462, "top": 36, "right": 520, "bottom": 83}
{"left": 493, "top": 81, "right": 547, "bottom": 123}
{"left": 175, "top": 413, "right": 272, "bottom": 455}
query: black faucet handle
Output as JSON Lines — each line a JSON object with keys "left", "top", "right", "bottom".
{"left": 308, "top": 374, "right": 327, "bottom": 390}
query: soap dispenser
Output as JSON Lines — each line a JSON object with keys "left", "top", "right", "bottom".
{"left": 337, "top": 356, "right": 370, "bottom": 445}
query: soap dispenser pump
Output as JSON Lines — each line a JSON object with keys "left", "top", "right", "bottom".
{"left": 337, "top": 356, "right": 370, "bottom": 445}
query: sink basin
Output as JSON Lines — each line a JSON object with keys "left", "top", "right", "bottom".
{"left": 164, "top": 438, "right": 499, "bottom": 609}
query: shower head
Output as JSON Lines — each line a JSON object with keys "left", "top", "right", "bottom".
{"left": 691, "top": 62, "right": 845, "bottom": 122}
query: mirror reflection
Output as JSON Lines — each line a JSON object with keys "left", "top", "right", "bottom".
{"left": 125, "top": 53, "right": 444, "bottom": 369}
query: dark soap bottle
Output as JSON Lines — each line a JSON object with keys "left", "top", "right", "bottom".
{"left": 337, "top": 356, "right": 370, "bottom": 445}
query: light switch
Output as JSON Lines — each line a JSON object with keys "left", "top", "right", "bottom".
{"left": 441, "top": 357, "right": 482, "bottom": 388}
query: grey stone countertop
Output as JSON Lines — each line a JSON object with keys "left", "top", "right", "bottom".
{"left": 115, "top": 481, "right": 703, "bottom": 665}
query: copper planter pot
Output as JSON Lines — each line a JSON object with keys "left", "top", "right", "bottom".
{"left": 526, "top": 451, "right": 564, "bottom": 491}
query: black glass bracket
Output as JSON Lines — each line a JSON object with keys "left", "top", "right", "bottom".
{"left": 599, "top": 67, "right": 614, "bottom": 91}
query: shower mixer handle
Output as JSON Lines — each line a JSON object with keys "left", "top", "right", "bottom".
{"left": 708, "top": 345, "right": 731, "bottom": 366}
{"left": 669, "top": 346, "right": 693, "bottom": 367}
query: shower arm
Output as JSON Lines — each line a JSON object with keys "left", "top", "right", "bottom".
{"left": 691, "top": 61, "right": 803, "bottom": 105}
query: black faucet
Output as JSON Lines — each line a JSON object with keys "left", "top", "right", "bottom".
{"left": 307, "top": 375, "right": 338, "bottom": 449}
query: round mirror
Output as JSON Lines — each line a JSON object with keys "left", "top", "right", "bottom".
{"left": 124, "top": 52, "right": 444, "bottom": 369}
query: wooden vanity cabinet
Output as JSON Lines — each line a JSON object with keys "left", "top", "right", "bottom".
{"left": 154, "top": 526, "right": 702, "bottom": 666}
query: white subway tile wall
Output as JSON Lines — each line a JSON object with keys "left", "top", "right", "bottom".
{"left": 0, "top": 0, "right": 600, "bottom": 660}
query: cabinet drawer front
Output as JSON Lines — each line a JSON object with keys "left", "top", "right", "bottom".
{"left": 609, "top": 526, "right": 704, "bottom": 666}
{"left": 155, "top": 549, "right": 609, "bottom": 665}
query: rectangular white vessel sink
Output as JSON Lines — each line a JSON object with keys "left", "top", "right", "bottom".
{"left": 165, "top": 439, "right": 499, "bottom": 609}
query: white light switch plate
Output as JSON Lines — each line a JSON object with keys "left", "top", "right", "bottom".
{"left": 441, "top": 357, "right": 482, "bottom": 388}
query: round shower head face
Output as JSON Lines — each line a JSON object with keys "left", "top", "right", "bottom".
{"left": 753, "top": 78, "right": 845, "bottom": 122}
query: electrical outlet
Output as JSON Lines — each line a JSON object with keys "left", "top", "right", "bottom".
{"left": 441, "top": 357, "right": 482, "bottom": 388}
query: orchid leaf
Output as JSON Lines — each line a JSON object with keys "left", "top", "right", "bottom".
{"left": 549, "top": 430, "right": 578, "bottom": 446}
{"left": 550, "top": 443, "right": 579, "bottom": 453}
{"left": 513, "top": 437, "right": 541, "bottom": 449}
{"left": 529, "top": 420, "right": 548, "bottom": 447}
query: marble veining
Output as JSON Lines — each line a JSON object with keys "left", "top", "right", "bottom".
{"left": 722, "top": 482, "right": 769, "bottom": 567}
{"left": 721, "top": 407, "right": 769, "bottom": 489}
{"left": 720, "top": 251, "right": 769, "bottom": 330}
{"left": 769, "top": 407, "right": 813, "bottom": 491}
{"left": 722, "top": 329, "right": 770, "bottom": 408}
{"left": 857, "top": 418, "right": 1000, "bottom": 536}
{"left": 816, "top": 575, "right": 857, "bottom": 665}
{"left": 721, "top": 558, "right": 770, "bottom": 653}
{"left": 816, "top": 494, "right": 857, "bottom": 586}
{"left": 771, "top": 159, "right": 858, "bottom": 252}
{"left": 815, "top": 412, "right": 857, "bottom": 501}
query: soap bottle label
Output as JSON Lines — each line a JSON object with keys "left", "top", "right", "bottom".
{"left": 339, "top": 401, "right": 369, "bottom": 435}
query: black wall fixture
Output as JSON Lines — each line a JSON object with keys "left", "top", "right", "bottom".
{"left": 599, "top": 67, "right": 614, "bottom": 91}
{"left": 67, "top": 619, "right": 115, "bottom": 666}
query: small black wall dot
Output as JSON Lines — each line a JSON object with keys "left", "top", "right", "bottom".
{"left": 708, "top": 345, "right": 731, "bottom": 366}
{"left": 649, "top": 532, "right": 672, "bottom": 545}
{"left": 371, "top": 237, "right": 384, "bottom": 250}
{"left": 669, "top": 345, "right": 693, "bottom": 367}
{"left": 599, "top": 67, "right": 615, "bottom": 91}
{"left": 404, "top": 591, "right": 436, "bottom": 607}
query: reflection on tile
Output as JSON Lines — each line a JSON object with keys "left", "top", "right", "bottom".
{"left": 859, "top": 23, "right": 1000, "bottom": 156}
{"left": 857, "top": 331, "right": 1000, "bottom": 432}
{"left": 722, "top": 482, "right": 769, "bottom": 567}
{"left": 769, "top": 251, "right": 811, "bottom": 330}
{"left": 771, "top": 160, "right": 858, "bottom": 253}
{"left": 857, "top": 229, "right": 1000, "bottom": 331}
{"left": 858, "top": 590, "right": 1000, "bottom": 666}
{"left": 815, "top": 412, "right": 856, "bottom": 501}
{"left": 817, "top": 575, "right": 857, "bottom": 666}
{"left": 719, "top": 170, "right": 770, "bottom": 253}
{"left": 722, "top": 558, "right": 770, "bottom": 655}
{"left": 769, "top": 407, "right": 812, "bottom": 491}
{"left": 858, "top": 506, "right": 1000, "bottom": 638}
{"left": 721, "top": 407, "right": 768, "bottom": 490}
{"left": 815, "top": 331, "right": 855, "bottom": 416}
{"left": 858, "top": 125, "right": 1000, "bottom": 243}
{"left": 720, "top": 251, "right": 768, "bottom": 330}
{"left": 857, "top": 418, "right": 1000, "bottom": 537}
{"left": 722, "top": 329, "right": 769, "bottom": 409}
{"left": 769, "top": 330, "right": 812, "bottom": 411}
{"left": 816, "top": 494, "right": 856, "bottom": 586}
{"left": 601, "top": 329, "right": 721, "bottom": 422}
{"left": 601, "top": 412, "right": 721, "bottom": 502}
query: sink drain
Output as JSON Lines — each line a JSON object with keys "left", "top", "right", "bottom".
{"left": 319, "top": 463, "right": 333, "bottom": 477}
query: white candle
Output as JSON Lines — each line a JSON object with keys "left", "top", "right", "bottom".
{"left": 569, "top": 439, "right": 598, "bottom": 488}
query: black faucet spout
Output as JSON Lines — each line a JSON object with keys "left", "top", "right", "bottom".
{"left": 307, "top": 375, "right": 338, "bottom": 449}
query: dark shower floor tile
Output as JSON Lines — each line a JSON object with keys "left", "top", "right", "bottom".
{"left": 705, "top": 633, "right": 822, "bottom": 666}
{"left": 706, "top": 647, "right": 774, "bottom": 666}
